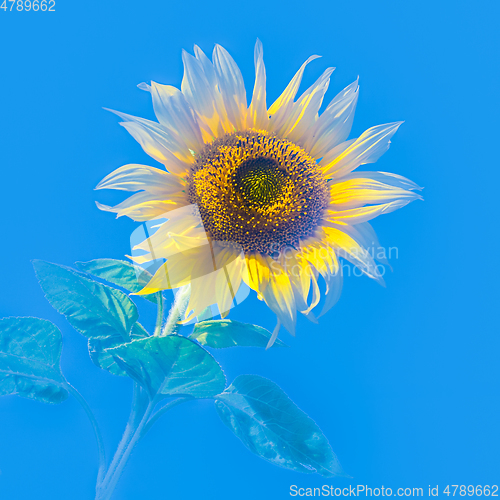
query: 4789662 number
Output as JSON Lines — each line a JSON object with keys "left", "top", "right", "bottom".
{"left": 443, "top": 485, "right": 499, "bottom": 496}
{"left": 1, "top": 0, "right": 56, "bottom": 11}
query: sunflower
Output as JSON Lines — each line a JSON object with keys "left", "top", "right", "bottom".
{"left": 96, "top": 40, "right": 422, "bottom": 347}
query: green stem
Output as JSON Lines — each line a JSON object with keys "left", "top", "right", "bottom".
{"left": 95, "top": 384, "right": 149, "bottom": 500}
{"left": 153, "top": 292, "right": 164, "bottom": 337}
{"left": 94, "top": 393, "right": 190, "bottom": 499}
{"left": 140, "top": 397, "right": 192, "bottom": 438}
{"left": 160, "top": 284, "right": 191, "bottom": 337}
{"left": 95, "top": 286, "right": 193, "bottom": 499}
{"left": 65, "top": 383, "right": 107, "bottom": 488}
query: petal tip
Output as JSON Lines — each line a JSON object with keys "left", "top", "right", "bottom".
{"left": 137, "top": 82, "right": 151, "bottom": 92}
{"left": 95, "top": 200, "right": 110, "bottom": 210}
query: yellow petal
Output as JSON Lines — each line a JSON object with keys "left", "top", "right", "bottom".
{"left": 329, "top": 178, "right": 421, "bottom": 210}
{"left": 260, "top": 256, "right": 296, "bottom": 335}
{"left": 242, "top": 253, "right": 270, "bottom": 293}
{"left": 321, "top": 122, "right": 403, "bottom": 179}
{"left": 324, "top": 199, "right": 412, "bottom": 225}
{"left": 247, "top": 39, "right": 269, "bottom": 130}
{"left": 322, "top": 226, "right": 384, "bottom": 284}
{"left": 268, "top": 54, "right": 320, "bottom": 132}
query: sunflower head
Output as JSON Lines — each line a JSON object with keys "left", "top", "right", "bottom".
{"left": 96, "top": 40, "right": 422, "bottom": 346}
{"left": 188, "top": 130, "right": 329, "bottom": 254}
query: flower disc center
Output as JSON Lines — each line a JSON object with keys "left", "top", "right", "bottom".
{"left": 188, "top": 130, "right": 329, "bottom": 254}
{"left": 234, "top": 157, "right": 287, "bottom": 208}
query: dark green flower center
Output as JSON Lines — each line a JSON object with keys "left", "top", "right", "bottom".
{"left": 234, "top": 157, "right": 288, "bottom": 208}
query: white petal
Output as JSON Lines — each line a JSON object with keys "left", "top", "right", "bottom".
{"left": 184, "top": 267, "right": 220, "bottom": 322}
{"left": 299, "top": 232, "right": 340, "bottom": 278}
{"left": 318, "top": 268, "right": 343, "bottom": 318}
{"left": 96, "top": 195, "right": 180, "bottom": 221}
{"left": 194, "top": 46, "right": 236, "bottom": 135}
{"left": 181, "top": 49, "right": 229, "bottom": 139}
{"left": 305, "top": 79, "right": 359, "bottom": 158}
{"left": 324, "top": 199, "right": 412, "bottom": 225}
{"left": 148, "top": 82, "right": 204, "bottom": 152}
{"left": 279, "top": 67, "right": 335, "bottom": 141}
{"left": 338, "top": 170, "right": 423, "bottom": 191}
{"left": 119, "top": 121, "right": 189, "bottom": 175}
{"left": 332, "top": 222, "right": 391, "bottom": 267}
{"left": 248, "top": 39, "right": 269, "bottom": 130}
{"left": 324, "top": 226, "right": 385, "bottom": 285}
{"left": 181, "top": 244, "right": 245, "bottom": 321}
{"left": 194, "top": 45, "right": 218, "bottom": 88}
{"left": 329, "top": 176, "right": 422, "bottom": 209}
{"left": 265, "top": 320, "right": 281, "bottom": 350}
{"left": 133, "top": 230, "right": 207, "bottom": 261}
{"left": 214, "top": 246, "right": 245, "bottom": 317}
{"left": 260, "top": 256, "right": 296, "bottom": 335}
{"left": 183, "top": 248, "right": 226, "bottom": 321}
{"left": 213, "top": 44, "right": 247, "bottom": 131}
{"left": 95, "top": 164, "right": 183, "bottom": 196}
{"left": 106, "top": 108, "right": 193, "bottom": 166}
{"left": 132, "top": 210, "right": 207, "bottom": 258}
{"left": 282, "top": 250, "right": 310, "bottom": 313}
{"left": 137, "top": 246, "right": 208, "bottom": 293}
{"left": 319, "top": 139, "right": 356, "bottom": 166}
{"left": 322, "top": 122, "right": 404, "bottom": 178}
{"left": 268, "top": 54, "right": 320, "bottom": 133}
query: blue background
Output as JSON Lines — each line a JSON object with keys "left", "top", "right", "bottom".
{"left": 1, "top": 0, "right": 499, "bottom": 498}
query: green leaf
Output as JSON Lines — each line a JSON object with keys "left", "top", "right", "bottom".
{"left": 89, "top": 322, "right": 150, "bottom": 377}
{"left": 215, "top": 375, "right": 346, "bottom": 478}
{"left": 189, "top": 319, "right": 288, "bottom": 348}
{"left": 33, "top": 260, "right": 138, "bottom": 341}
{"left": 76, "top": 259, "right": 158, "bottom": 303}
{"left": 0, "top": 317, "right": 68, "bottom": 404}
{"left": 108, "top": 335, "right": 226, "bottom": 400}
